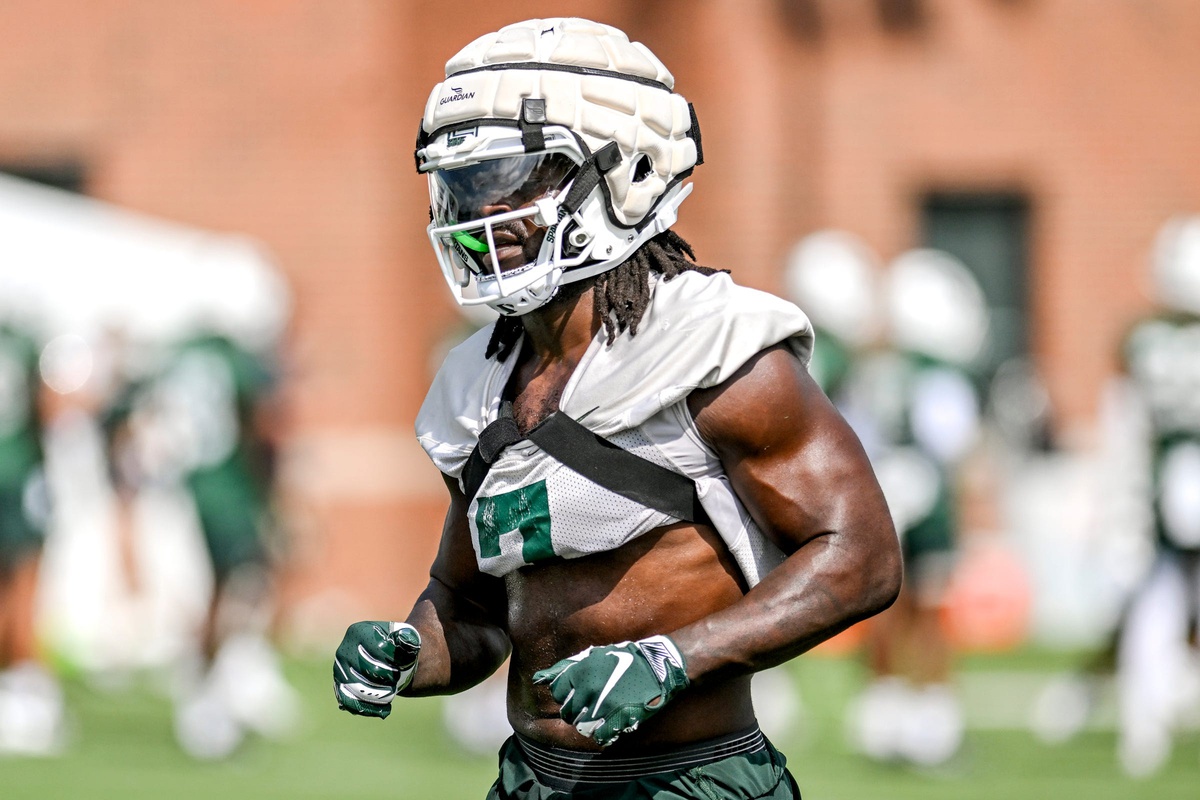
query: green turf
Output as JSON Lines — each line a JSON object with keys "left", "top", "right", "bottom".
{"left": 0, "top": 651, "right": 1196, "bottom": 799}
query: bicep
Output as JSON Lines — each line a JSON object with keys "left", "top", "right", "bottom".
{"left": 689, "top": 345, "right": 893, "bottom": 555}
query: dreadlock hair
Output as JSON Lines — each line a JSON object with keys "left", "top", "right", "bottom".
{"left": 484, "top": 229, "right": 726, "bottom": 361}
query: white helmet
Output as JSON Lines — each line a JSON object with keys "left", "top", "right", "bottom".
{"left": 885, "top": 249, "right": 989, "bottom": 366}
{"left": 784, "top": 230, "right": 882, "bottom": 348}
{"left": 415, "top": 18, "right": 702, "bottom": 316}
{"left": 1151, "top": 215, "right": 1200, "bottom": 315}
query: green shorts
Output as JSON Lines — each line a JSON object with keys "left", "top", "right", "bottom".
{"left": 189, "top": 464, "right": 273, "bottom": 581}
{"left": 486, "top": 727, "right": 800, "bottom": 799}
{"left": 194, "top": 500, "right": 268, "bottom": 581}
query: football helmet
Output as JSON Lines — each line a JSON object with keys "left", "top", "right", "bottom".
{"left": 1151, "top": 214, "right": 1200, "bottom": 315}
{"left": 416, "top": 18, "right": 702, "bottom": 316}
{"left": 784, "top": 230, "right": 883, "bottom": 348}
{"left": 885, "top": 249, "right": 990, "bottom": 366}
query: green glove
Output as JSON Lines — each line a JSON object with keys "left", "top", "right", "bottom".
{"left": 333, "top": 621, "right": 421, "bottom": 719}
{"left": 532, "top": 635, "right": 689, "bottom": 747}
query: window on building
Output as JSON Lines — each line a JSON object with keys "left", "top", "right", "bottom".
{"left": 920, "top": 192, "right": 1031, "bottom": 380}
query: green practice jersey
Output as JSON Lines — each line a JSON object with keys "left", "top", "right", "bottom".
{"left": 0, "top": 323, "right": 44, "bottom": 488}
{"left": 1123, "top": 312, "right": 1200, "bottom": 550}
{"left": 153, "top": 332, "right": 280, "bottom": 575}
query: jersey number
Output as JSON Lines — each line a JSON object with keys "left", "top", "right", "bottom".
{"left": 475, "top": 480, "right": 554, "bottom": 563}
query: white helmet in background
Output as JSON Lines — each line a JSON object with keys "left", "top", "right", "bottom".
{"left": 1151, "top": 215, "right": 1200, "bottom": 315}
{"left": 416, "top": 17, "right": 702, "bottom": 316}
{"left": 784, "top": 230, "right": 882, "bottom": 349}
{"left": 885, "top": 249, "right": 989, "bottom": 366}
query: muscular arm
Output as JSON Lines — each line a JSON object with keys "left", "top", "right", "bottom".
{"left": 674, "top": 344, "right": 902, "bottom": 685}
{"left": 402, "top": 474, "right": 511, "bottom": 696}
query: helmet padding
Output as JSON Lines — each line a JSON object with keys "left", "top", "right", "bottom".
{"left": 420, "top": 18, "right": 698, "bottom": 227}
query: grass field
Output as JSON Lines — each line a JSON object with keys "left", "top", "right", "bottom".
{"left": 1, "top": 649, "right": 1197, "bottom": 799}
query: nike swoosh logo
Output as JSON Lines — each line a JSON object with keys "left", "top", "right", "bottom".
{"left": 592, "top": 651, "right": 635, "bottom": 718}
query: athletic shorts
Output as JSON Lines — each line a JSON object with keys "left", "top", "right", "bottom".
{"left": 486, "top": 726, "right": 800, "bottom": 799}
{"left": 194, "top": 500, "right": 268, "bottom": 581}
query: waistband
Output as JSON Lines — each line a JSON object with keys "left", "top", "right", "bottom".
{"left": 515, "top": 726, "right": 767, "bottom": 789}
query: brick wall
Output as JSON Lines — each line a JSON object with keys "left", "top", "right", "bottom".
{"left": 2, "top": 0, "right": 1198, "bottom": 619}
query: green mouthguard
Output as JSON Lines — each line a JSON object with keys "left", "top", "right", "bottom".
{"left": 452, "top": 230, "right": 490, "bottom": 253}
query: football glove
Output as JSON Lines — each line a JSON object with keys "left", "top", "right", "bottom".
{"left": 532, "top": 635, "right": 689, "bottom": 747}
{"left": 333, "top": 621, "right": 421, "bottom": 719}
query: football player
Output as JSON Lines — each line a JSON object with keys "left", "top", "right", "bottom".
{"left": 843, "top": 249, "right": 988, "bottom": 767}
{"left": 1112, "top": 214, "right": 1200, "bottom": 777}
{"left": 151, "top": 328, "right": 300, "bottom": 760}
{"left": 0, "top": 301, "right": 62, "bottom": 757}
{"left": 333, "top": 18, "right": 900, "bottom": 798}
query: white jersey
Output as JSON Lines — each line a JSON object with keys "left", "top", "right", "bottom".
{"left": 415, "top": 272, "right": 814, "bottom": 585}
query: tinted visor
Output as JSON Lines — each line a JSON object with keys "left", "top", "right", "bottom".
{"left": 430, "top": 152, "right": 577, "bottom": 229}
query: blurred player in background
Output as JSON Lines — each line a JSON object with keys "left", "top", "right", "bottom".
{"left": 1109, "top": 214, "right": 1200, "bottom": 778}
{"left": 845, "top": 249, "right": 988, "bottom": 768}
{"left": 0, "top": 301, "right": 62, "bottom": 757}
{"left": 118, "top": 325, "right": 301, "bottom": 760}
{"left": 776, "top": 230, "right": 883, "bottom": 745}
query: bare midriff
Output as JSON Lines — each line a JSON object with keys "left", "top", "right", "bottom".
{"left": 503, "top": 521, "right": 757, "bottom": 753}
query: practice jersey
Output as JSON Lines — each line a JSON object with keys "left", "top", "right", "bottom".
{"left": 838, "top": 350, "right": 979, "bottom": 544}
{"left": 0, "top": 323, "right": 44, "bottom": 489}
{"left": 1123, "top": 313, "right": 1200, "bottom": 550}
{"left": 416, "top": 271, "right": 813, "bottom": 585}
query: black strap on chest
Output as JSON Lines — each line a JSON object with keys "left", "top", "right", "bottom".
{"left": 461, "top": 402, "right": 524, "bottom": 504}
{"left": 460, "top": 404, "right": 710, "bottom": 525}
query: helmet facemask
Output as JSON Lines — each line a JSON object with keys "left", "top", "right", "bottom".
{"left": 417, "top": 18, "right": 702, "bottom": 317}
{"left": 423, "top": 124, "right": 690, "bottom": 316}
{"left": 426, "top": 129, "right": 581, "bottom": 315}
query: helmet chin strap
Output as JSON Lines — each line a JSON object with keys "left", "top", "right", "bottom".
{"left": 486, "top": 181, "right": 692, "bottom": 317}
{"left": 487, "top": 268, "right": 563, "bottom": 316}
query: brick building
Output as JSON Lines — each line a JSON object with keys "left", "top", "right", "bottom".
{"left": 2, "top": 0, "right": 1198, "bottom": 625}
